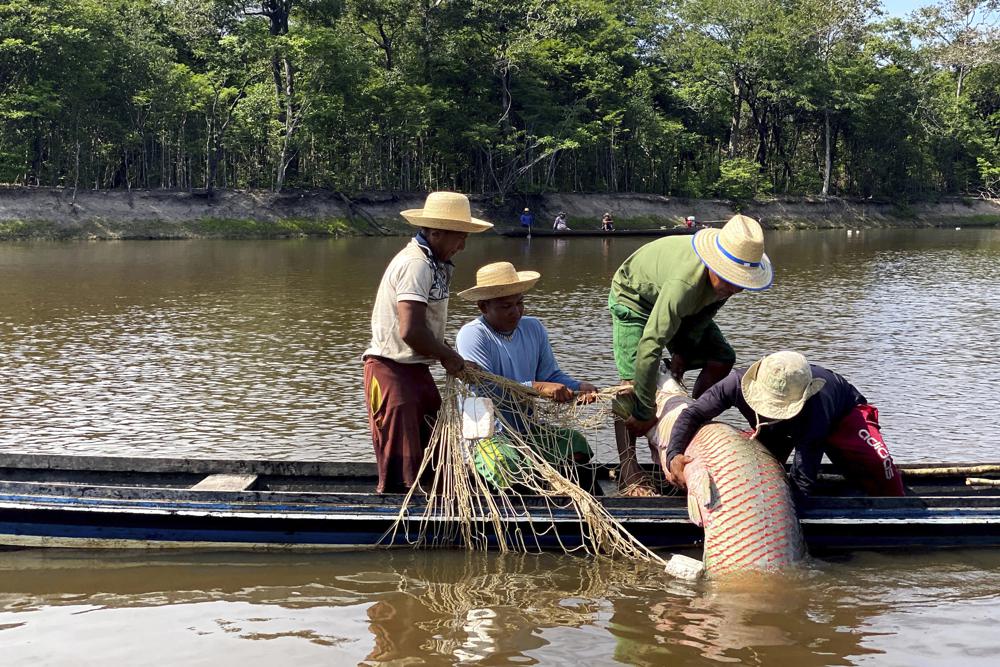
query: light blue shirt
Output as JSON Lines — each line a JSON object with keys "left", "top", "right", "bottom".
{"left": 456, "top": 316, "right": 581, "bottom": 391}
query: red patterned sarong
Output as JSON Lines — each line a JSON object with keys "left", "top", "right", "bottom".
{"left": 363, "top": 356, "right": 441, "bottom": 493}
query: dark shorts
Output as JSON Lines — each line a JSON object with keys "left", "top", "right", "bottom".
{"left": 363, "top": 356, "right": 441, "bottom": 493}
{"left": 608, "top": 292, "right": 735, "bottom": 380}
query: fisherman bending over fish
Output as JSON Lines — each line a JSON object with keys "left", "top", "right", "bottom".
{"left": 363, "top": 192, "right": 492, "bottom": 493}
{"left": 608, "top": 214, "right": 773, "bottom": 496}
{"left": 663, "top": 350, "right": 905, "bottom": 498}
{"left": 456, "top": 262, "right": 600, "bottom": 491}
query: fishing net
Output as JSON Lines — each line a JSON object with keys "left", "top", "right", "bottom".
{"left": 385, "top": 368, "right": 666, "bottom": 565}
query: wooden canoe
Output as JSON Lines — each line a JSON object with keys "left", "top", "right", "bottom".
{"left": 0, "top": 453, "right": 998, "bottom": 552}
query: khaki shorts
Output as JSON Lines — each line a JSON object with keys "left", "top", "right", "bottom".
{"left": 608, "top": 292, "right": 734, "bottom": 380}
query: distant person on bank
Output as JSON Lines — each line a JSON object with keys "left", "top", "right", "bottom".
{"left": 553, "top": 212, "right": 570, "bottom": 231}
{"left": 601, "top": 212, "right": 614, "bottom": 231}
{"left": 520, "top": 208, "right": 534, "bottom": 229}
{"left": 363, "top": 192, "right": 493, "bottom": 493}
{"left": 608, "top": 214, "right": 773, "bottom": 496}
{"left": 455, "top": 262, "right": 599, "bottom": 490}
{"left": 663, "top": 351, "right": 905, "bottom": 499}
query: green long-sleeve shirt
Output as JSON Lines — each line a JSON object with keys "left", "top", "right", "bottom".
{"left": 610, "top": 236, "right": 723, "bottom": 420}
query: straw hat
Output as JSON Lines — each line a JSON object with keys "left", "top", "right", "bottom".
{"left": 400, "top": 191, "right": 493, "bottom": 233}
{"left": 458, "top": 262, "right": 540, "bottom": 301}
{"left": 741, "top": 351, "right": 826, "bottom": 420}
{"left": 692, "top": 214, "right": 773, "bottom": 290}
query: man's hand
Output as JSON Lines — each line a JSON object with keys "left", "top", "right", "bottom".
{"left": 669, "top": 352, "right": 687, "bottom": 382}
{"left": 533, "top": 381, "right": 574, "bottom": 402}
{"left": 665, "top": 454, "right": 693, "bottom": 489}
{"left": 625, "top": 415, "right": 658, "bottom": 438}
{"left": 575, "top": 381, "right": 598, "bottom": 404}
{"left": 459, "top": 360, "right": 482, "bottom": 377}
{"left": 441, "top": 350, "right": 467, "bottom": 376}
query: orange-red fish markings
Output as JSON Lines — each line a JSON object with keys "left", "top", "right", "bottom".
{"left": 653, "top": 381, "right": 806, "bottom": 576}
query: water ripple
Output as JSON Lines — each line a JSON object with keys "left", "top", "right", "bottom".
{"left": 0, "top": 230, "right": 998, "bottom": 463}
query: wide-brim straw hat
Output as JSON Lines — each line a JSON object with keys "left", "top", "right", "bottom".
{"left": 692, "top": 214, "right": 773, "bottom": 290}
{"left": 400, "top": 191, "right": 493, "bottom": 233}
{"left": 741, "top": 351, "right": 826, "bottom": 420}
{"left": 458, "top": 262, "right": 540, "bottom": 301}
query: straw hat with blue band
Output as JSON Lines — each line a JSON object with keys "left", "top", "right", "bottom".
{"left": 691, "top": 214, "right": 773, "bottom": 291}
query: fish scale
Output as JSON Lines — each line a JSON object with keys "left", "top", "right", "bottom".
{"left": 651, "top": 384, "right": 806, "bottom": 576}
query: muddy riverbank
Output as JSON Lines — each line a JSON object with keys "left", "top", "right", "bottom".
{"left": 0, "top": 187, "right": 997, "bottom": 240}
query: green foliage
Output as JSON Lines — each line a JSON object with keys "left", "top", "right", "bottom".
{"left": 0, "top": 0, "right": 997, "bottom": 200}
{"left": 715, "top": 158, "right": 765, "bottom": 203}
{"left": 979, "top": 158, "right": 1000, "bottom": 197}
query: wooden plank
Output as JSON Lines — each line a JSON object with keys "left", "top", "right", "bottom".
{"left": 967, "top": 478, "right": 1000, "bottom": 487}
{"left": 191, "top": 474, "right": 258, "bottom": 492}
{"left": 904, "top": 464, "right": 1000, "bottom": 478}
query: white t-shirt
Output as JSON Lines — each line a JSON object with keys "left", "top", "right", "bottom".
{"left": 364, "top": 237, "right": 453, "bottom": 365}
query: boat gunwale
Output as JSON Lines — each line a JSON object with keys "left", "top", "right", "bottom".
{"left": 2, "top": 479, "right": 1000, "bottom": 514}
{"left": 2, "top": 452, "right": 996, "bottom": 477}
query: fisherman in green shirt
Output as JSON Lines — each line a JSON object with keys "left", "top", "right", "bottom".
{"left": 608, "top": 214, "right": 774, "bottom": 495}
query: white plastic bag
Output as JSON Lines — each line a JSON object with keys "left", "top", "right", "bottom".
{"left": 462, "top": 397, "right": 495, "bottom": 440}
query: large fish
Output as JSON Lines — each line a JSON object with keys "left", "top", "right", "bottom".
{"left": 648, "top": 378, "right": 806, "bottom": 576}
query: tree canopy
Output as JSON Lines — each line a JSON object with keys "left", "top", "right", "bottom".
{"left": 0, "top": 0, "right": 997, "bottom": 200}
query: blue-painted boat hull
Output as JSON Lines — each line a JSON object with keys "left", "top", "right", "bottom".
{"left": 1, "top": 454, "right": 999, "bottom": 552}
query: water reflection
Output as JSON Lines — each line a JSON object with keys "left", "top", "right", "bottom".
{"left": 2, "top": 549, "right": 999, "bottom": 664}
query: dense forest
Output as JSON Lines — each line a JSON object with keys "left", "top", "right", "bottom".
{"left": 1, "top": 0, "right": 998, "bottom": 201}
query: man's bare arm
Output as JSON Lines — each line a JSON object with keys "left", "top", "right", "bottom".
{"left": 397, "top": 300, "right": 466, "bottom": 375}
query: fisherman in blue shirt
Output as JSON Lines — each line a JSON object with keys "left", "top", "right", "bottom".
{"left": 519, "top": 207, "right": 534, "bottom": 229}
{"left": 456, "top": 261, "right": 600, "bottom": 491}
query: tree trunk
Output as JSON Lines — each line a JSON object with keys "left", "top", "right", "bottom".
{"left": 754, "top": 113, "right": 768, "bottom": 169}
{"left": 378, "top": 22, "right": 393, "bottom": 70}
{"left": 499, "top": 63, "right": 512, "bottom": 130}
{"left": 275, "top": 54, "right": 298, "bottom": 191}
{"left": 822, "top": 108, "right": 832, "bottom": 196}
{"left": 728, "top": 79, "right": 741, "bottom": 158}
{"left": 420, "top": 0, "right": 433, "bottom": 82}
{"left": 256, "top": 1, "right": 298, "bottom": 191}
{"left": 30, "top": 122, "right": 42, "bottom": 186}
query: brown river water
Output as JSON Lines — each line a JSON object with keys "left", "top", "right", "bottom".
{"left": 1, "top": 229, "right": 999, "bottom": 664}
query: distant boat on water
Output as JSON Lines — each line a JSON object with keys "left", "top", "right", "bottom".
{"left": 497, "top": 227, "right": 696, "bottom": 238}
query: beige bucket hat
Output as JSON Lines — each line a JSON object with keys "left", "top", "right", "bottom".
{"left": 458, "top": 262, "right": 540, "bottom": 301}
{"left": 741, "top": 351, "right": 826, "bottom": 420}
{"left": 400, "top": 191, "right": 494, "bottom": 233}
{"left": 692, "top": 214, "right": 773, "bottom": 290}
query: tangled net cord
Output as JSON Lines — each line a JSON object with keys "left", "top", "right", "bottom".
{"left": 384, "top": 367, "right": 668, "bottom": 566}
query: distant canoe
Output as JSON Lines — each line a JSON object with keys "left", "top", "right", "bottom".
{"left": 497, "top": 227, "right": 696, "bottom": 238}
